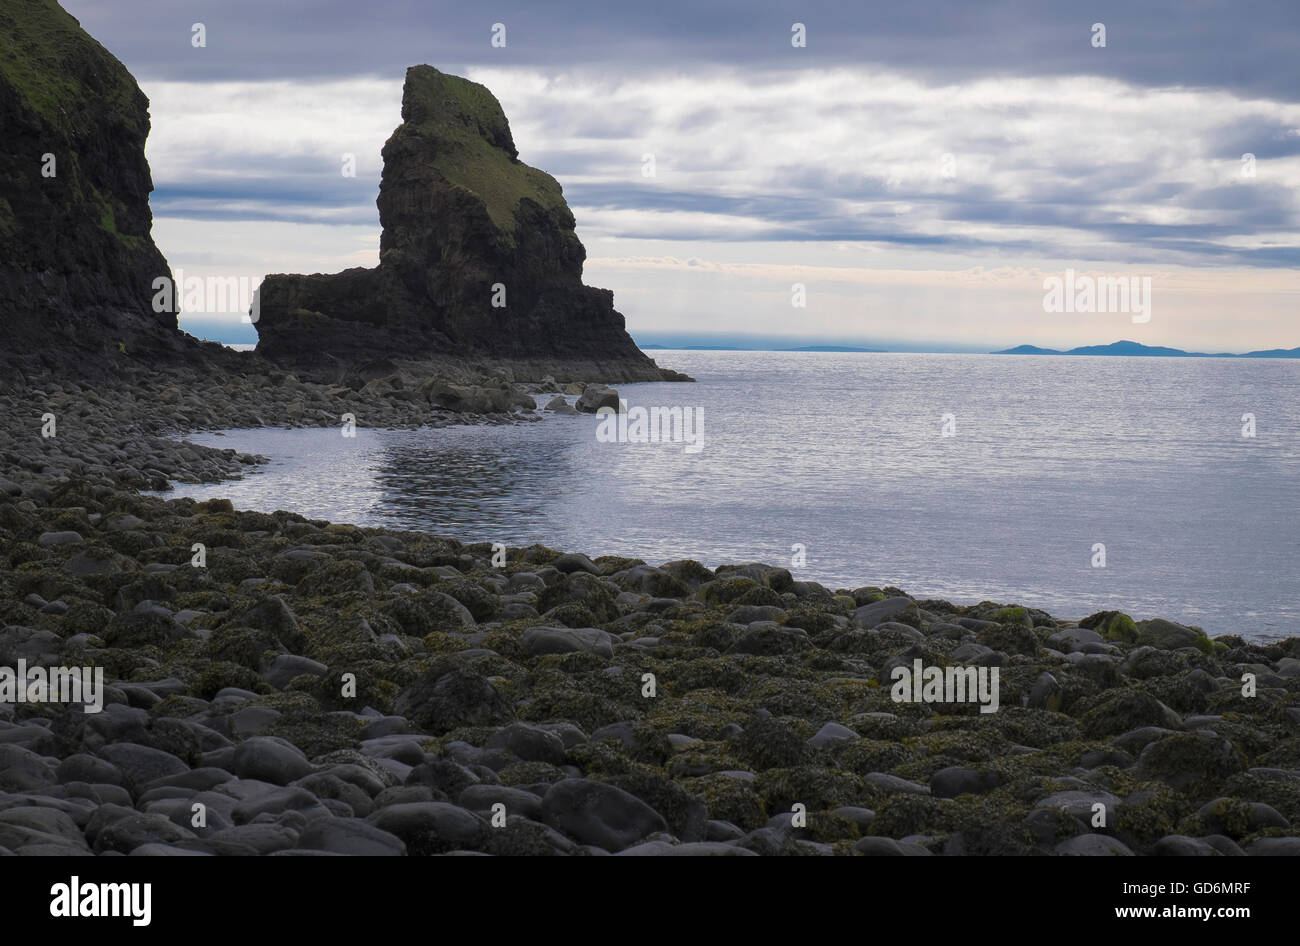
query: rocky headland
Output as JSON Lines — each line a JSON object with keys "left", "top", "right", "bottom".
{"left": 1, "top": 3, "right": 685, "bottom": 396}
{"left": 0, "top": 0, "right": 187, "bottom": 379}
{"left": 252, "top": 65, "right": 683, "bottom": 385}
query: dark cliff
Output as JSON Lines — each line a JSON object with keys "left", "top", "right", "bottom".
{"left": 0, "top": 0, "right": 186, "bottom": 376}
{"left": 254, "top": 66, "right": 672, "bottom": 381}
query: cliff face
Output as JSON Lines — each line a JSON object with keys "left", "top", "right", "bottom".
{"left": 0, "top": 0, "right": 183, "bottom": 374}
{"left": 254, "top": 66, "right": 667, "bottom": 381}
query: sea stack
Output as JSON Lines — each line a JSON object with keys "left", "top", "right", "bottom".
{"left": 254, "top": 65, "right": 672, "bottom": 381}
{"left": 0, "top": 0, "right": 183, "bottom": 379}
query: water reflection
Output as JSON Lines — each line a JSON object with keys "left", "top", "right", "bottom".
{"left": 158, "top": 352, "right": 1300, "bottom": 638}
{"left": 371, "top": 435, "right": 581, "bottom": 539}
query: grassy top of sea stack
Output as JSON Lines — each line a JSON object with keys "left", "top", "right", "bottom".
{"left": 0, "top": 0, "right": 140, "bottom": 129}
{"left": 394, "top": 65, "right": 570, "bottom": 238}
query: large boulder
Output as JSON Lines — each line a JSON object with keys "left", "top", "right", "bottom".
{"left": 393, "top": 666, "right": 514, "bottom": 732}
{"left": 1136, "top": 618, "right": 1208, "bottom": 652}
{"left": 575, "top": 384, "right": 620, "bottom": 413}
{"left": 520, "top": 626, "right": 614, "bottom": 659}
{"left": 365, "top": 803, "right": 488, "bottom": 855}
{"left": 541, "top": 778, "right": 668, "bottom": 852}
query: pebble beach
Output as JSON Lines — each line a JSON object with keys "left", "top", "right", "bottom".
{"left": 1, "top": 374, "right": 1298, "bottom": 856}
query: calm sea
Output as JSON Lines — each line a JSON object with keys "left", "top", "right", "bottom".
{"left": 160, "top": 352, "right": 1300, "bottom": 639}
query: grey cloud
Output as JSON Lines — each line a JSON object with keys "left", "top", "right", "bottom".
{"left": 565, "top": 111, "right": 658, "bottom": 139}
{"left": 154, "top": 174, "right": 379, "bottom": 207}
{"left": 66, "top": 0, "right": 1300, "bottom": 102}
{"left": 1208, "top": 118, "right": 1300, "bottom": 159}
{"left": 154, "top": 204, "right": 377, "bottom": 226}
{"left": 92, "top": 0, "right": 1300, "bottom": 271}
{"left": 1180, "top": 184, "right": 1295, "bottom": 221}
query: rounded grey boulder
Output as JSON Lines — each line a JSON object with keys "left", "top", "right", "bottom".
{"left": 575, "top": 385, "right": 620, "bottom": 413}
{"left": 232, "top": 736, "right": 313, "bottom": 785}
{"left": 366, "top": 802, "right": 489, "bottom": 855}
{"left": 297, "top": 817, "right": 406, "bottom": 856}
{"left": 485, "top": 722, "right": 568, "bottom": 765}
{"left": 542, "top": 778, "right": 668, "bottom": 852}
{"left": 521, "top": 626, "right": 614, "bottom": 658}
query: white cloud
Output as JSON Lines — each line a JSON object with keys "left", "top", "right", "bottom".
{"left": 139, "top": 66, "right": 1300, "bottom": 348}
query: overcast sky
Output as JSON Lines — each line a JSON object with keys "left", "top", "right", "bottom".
{"left": 66, "top": 0, "right": 1300, "bottom": 351}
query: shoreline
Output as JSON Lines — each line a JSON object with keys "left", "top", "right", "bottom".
{"left": 2, "top": 376, "right": 1300, "bottom": 857}
{"left": 1, "top": 371, "right": 1298, "bottom": 855}
{"left": 153, "top": 414, "right": 1284, "bottom": 645}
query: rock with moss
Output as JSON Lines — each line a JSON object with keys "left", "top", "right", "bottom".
{"left": 1081, "top": 610, "right": 1140, "bottom": 643}
{"left": 253, "top": 65, "right": 673, "bottom": 382}
{"left": 0, "top": 0, "right": 189, "bottom": 379}
{"left": 1134, "top": 731, "right": 1247, "bottom": 794}
{"left": 1137, "top": 617, "right": 1215, "bottom": 653}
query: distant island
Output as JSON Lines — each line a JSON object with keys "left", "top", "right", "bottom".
{"left": 993, "top": 340, "right": 1300, "bottom": 359}
{"left": 637, "top": 338, "right": 1300, "bottom": 358}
